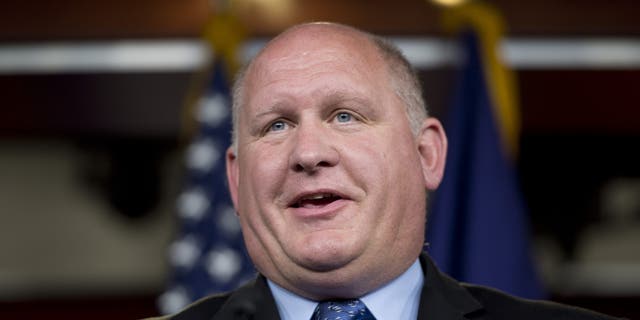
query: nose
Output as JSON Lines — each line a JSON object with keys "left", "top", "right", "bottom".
{"left": 289, "top": 122, "right": 339, "bottom": 173}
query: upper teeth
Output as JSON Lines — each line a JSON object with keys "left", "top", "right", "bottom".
{"left": 301, "top": 193, "right": 333, "bottom": 201}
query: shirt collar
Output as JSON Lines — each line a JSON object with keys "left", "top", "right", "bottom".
{"left": 268, "top": 279, "right": 318, "bottom": 320}
{"left": 268, "top": 259, "right": 424, "bottom": 320}
{"left": 361, "top": 259, "right": 424, "bottom": 320}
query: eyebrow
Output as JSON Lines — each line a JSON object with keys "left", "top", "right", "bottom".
{"left": 252, "top": 89, "right": 371, "bottom": 119}
{"left": 253, "top": 103, "right": 290, "bottom": 120}
{"left": 324, "top": 90, "right": 364, "bottom": 105}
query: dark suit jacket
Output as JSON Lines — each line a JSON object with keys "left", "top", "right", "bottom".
{"left": 154, "top": 254, "right": 622, "bottom": 320}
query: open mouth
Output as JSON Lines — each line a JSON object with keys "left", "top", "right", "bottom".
{"left": 290, "top": 193, "right": 343, "bottom": 208}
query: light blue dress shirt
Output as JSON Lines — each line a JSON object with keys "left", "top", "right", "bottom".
{"left": 268, "top": 259, "right": 424, "bottom": 320}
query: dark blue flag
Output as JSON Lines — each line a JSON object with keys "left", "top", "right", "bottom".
{"left": 426, "top": 32, "right": 545, "bottom": 299}
{"left": 158, "top": 60, "right": 255, "bottom": 314}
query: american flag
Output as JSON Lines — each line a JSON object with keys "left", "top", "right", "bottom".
{"left": 158, "top": 60, "right": 255, "bottom": 315}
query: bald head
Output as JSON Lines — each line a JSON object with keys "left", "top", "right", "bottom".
{"left": 230, "top": 22, "right": 427, "bottom": 150}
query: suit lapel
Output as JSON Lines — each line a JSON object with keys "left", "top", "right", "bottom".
{"left": 212, "top": 275, "right": 281, "bottom": 320}
{"left": 417, "top": 254, "right": 484, "bottom": 320}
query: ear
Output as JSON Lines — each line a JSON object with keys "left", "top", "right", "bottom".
{"left": 226, "top": 146, "right": 240, "bottom": 212}
{"left": 416, "top": 117, "right": 447, "bottom": 190}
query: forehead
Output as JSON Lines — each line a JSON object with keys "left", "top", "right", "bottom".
{"left": 255, "top": 24, "right": 380, "bottom": 68}
{"left": 243, "top": 26, "right": 389, "bottom": 105}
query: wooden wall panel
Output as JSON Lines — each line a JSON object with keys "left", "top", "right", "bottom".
{"left": 0, "top": 0, "right": 210, "bottom": 40}
{"left": 519, "top": 70, "right": 640, "bottom": 134}
{"left": 1, "top": 0, "right": 639, "bottom": 40}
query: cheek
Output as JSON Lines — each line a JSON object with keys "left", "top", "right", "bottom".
{"left": 236, "top": 152, "right": 284, "bottom": 246}
{"left": 357, "top": 132, "right": 424, "bottom": 207}
{"left": 237, "top": 146, "right": 288, "bottom": 210}
{"left": 346, "top": 133, "right": 404, "bottom": 181}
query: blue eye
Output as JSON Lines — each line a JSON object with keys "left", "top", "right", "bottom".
{"left": 336, "top": 112, "right": 353, "bottom": 123}
{"left": 269, "top": 120, "right": 288, "bottom": 132}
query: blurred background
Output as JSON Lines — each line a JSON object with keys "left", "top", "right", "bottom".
{"left": 1, "top": 0, "right": 639, "bottom": 319}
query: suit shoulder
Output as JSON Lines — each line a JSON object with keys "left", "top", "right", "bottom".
{"left": 139, "top": 293, "right": 230, "bottom": 320}
{"left": 148, "top": 276, "right": 275, "bottom": 320}
{"left": 462, "top": 284, "right": 624, "bottom": 320}
{"left": 168, "top": 293, "right": 231, "bottom": 320}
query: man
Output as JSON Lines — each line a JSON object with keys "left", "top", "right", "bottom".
{"left": 151, "top": 22, "right": 621, "bottom": 320}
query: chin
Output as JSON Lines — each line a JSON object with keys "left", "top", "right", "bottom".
{"left": 292, "top": 257, "right": 378, "bottom": 300}
{"left": 300, "top": 255, "right": 352, "bottom": 273}
{"left": 294, "top": 238, "right": 360, "bottom": 273}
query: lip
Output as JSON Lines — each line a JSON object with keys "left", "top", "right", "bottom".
{"left": 288, "top": 198, "right": 351, "bottom": 218}
{"left": 286, "top": 189, "right": 352, "bottom": 218}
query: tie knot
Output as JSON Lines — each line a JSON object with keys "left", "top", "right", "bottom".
{"left": 312, "top": 299, "right": 376, "bottom": 320}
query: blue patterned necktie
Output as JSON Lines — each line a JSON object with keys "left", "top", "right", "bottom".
{"left": 312, "top": 299, "right": 376, "bottom": 320}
